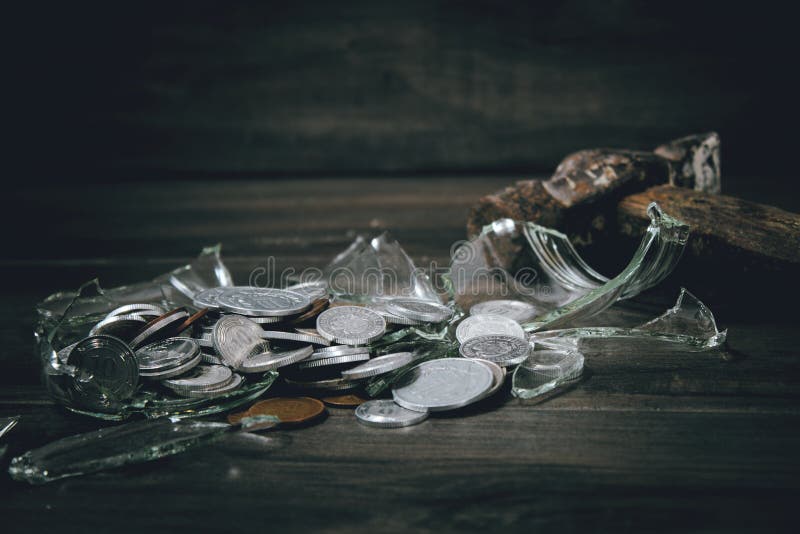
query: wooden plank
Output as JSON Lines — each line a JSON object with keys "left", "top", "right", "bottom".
{"left": 14, "top": 1, "right": 787, "bottom": 180}
{"left": 2, "top": 403, "right": 799, "bottom": 532}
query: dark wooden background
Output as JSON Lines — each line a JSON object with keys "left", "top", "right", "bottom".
{"left": 7, "top": 0, "right": 799, "bottom": 185}
{"left": 3, "top": 2, "right": 799, "bottom": 532}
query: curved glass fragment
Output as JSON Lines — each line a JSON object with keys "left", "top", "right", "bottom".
{"left": 33, "top": 246, "right": 268, "bottom": 421}
{"left": 450, "top": 202, "right": 689, "bottom": 331}
{"left": 323, "top": 232, "right": 440, "bottom": 304}
{"left": 511, "top": 348, "right": 585, "bottom": 399}
{"left": 9, "top": 418, "right": 230, "bottom": 485}
{"left": 532, "top": 288, "right": 727, "bottom": 351}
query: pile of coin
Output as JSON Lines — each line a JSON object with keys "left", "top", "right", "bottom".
{"left": 61, "top": 285, "right": 541, "bottom": 426}
{"left": 353, "top": 299, "right": 535, "bottom": 429}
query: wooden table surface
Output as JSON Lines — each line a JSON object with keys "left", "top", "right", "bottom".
{"left": 2, "top": 177, "right": 798, "bottom": 533}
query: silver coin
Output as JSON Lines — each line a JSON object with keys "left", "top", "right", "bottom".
{"left": 295, "top": 327, "right": 322, "bottom": 336}
{"left": 247, "top": 315, "right": 283, "bottom": 324}
{"left": 459, "top": 335, "right": 531, "bottom": 367}
{"left": 105, "top": 303, "right": 166, "bottom": 319}
{"left": 355, "top": 399, "right": 429, "bottom": 428}
{"left": 455, "top": 314, "right": 526, "bottom": 344}
{"left": 368, "top": 303, "right": 425, "bottom": 326}
{"left": 316, "top": 306, "right": 386, "bottom": 345}
{"left": 239, "top": 345, "right": 313, "bottom": 373}
{"left": 286, "top": 281, "right": 329, "bottom": 300}
{"left": 310, "top": 345, "right": 370, "bottom": 359}
{"left": 470, "top": 299, "right": 537, "bottom": 323}
{"left": 220, "top": 311, "right": 283, "bottom": 325}
{"left": 180, "top": 373, "right": 244, "bottom": 398}
{"left": 67, "top": 335, "right": 139, "bottom": 403}
{"left": 90, "top": 313, "right": 148, "bottom": 339}
{"left": 283, "top": 376, "right": 362, "bottom": 392}
{"left": 200, "top": 352, "right": 223, "bottom": 365}
{"left": 392, "top": 358, "right": 493, "bottom": 412}
{"left": 163, "top": 364, "right": 233, "bottom": 393}
{"left": 386, "top": 298, "right": 452, "bottom": 323}
{"left": 212, "top": 315, "right": 264, "bottom": 368}
{"left": 260, "top": 330, "right": 331, "bottom": 346}
{"left": 140, "top": 352, "right": 202, "bottom": 379}
{"left": 135, "top": 337, "right": 200, "bottom": 371}
{"left": 217, "top": 287, "right": 311, "bottom": 317}
{"left": 341, "top": 352, "right": 414, "bottom": 380}
{"left": 192, "top": 286, "right": 233, "bottom": 310}
{"left": 295, "top": 352, "right": 371, "bottom": 370}
{"left": 473, "top": 359, "right": 506, "bottom": 401}
{"left": 129, "top": 310, "right": 189, "bottom": 349}
{"left": 198, "top": 335, "right": 214, "bottom": 348}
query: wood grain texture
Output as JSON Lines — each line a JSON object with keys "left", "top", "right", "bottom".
{"left": 1, "top": 178, "right": 799, "bottom": 532}
{"left": 10, "top": 1, "right": 798, "bottom": 180}
{"left": 618, "top": 185, "right": 800, "bottom": 304}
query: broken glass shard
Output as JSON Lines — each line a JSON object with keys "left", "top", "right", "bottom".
{"left": 532, "top": 287, "right": 726, "bottom": 352}
{"left": 9, "top": 418, "right": 230, "bottom": 485}
{"left": 0, "top": 415, "right": 19, "bottom": 439}
{"left": 323, "top": 232, "right": 439, "bottom": 304}
{"left": 511, "top": 347, "right": 585, "bottom": 399}
{"left": 451, "top": 202, "right": 689, "bottom": 331}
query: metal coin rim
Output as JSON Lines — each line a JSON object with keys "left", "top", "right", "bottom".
{"left": 355, "top": 399, "right": 429, "bottom": 428}
{"left": 217, "top": 287, "right": 312, "bottom": 317}
{"left": 391, "top": 358, "right": 494, "bottom": 413}
{"left": 341, "top": 352, "right": 414, "bottom": 380}
{"left": 385, "top": 298, "right": 453, "bottom": 323}
{"left": 239, "top": 345, "right": 313, "bottom": 373}
{"left": 295, "top": 352, "right": 371, "bottom": 370}
{"left": 459, "top": 334, "right": 531, "bottom": 367}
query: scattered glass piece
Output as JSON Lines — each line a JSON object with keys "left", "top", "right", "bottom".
{"left": 323, "top": 232, "right": 440, "bottom": 304}
{"left": 8, "top": 418, "right": 230, "bottom": 484}
{"left": 532, "top": 288, "right": 726, "bottom": 352}
{"left": 1, "top": 415, "right": 20, "bottom": 441}
{"left": 511, "top": 348, "right": 585, "bottom": 399}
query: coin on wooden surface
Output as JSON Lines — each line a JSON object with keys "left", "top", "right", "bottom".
{"left": 355, "top": 399, "right": 428, "bottom": 428}
{"left": 247, "top": 397, "right": 326, "bottom": 424}
{"left": 322, "top": 394, "right": 370, "bottom": 407}
{"left": 392, "top": 358, "right": 493, "bottom": 412}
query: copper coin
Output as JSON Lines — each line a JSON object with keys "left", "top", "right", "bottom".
{"left": 175, "top": 307, "right": 209, "bottom": 335}
{"left": 290, "top": 298, "right": 330, "bottom": 324}
{"left": 130, "top": 307, "right": 189, "bottom": 348}
{"left": 136, "top": 307, "right": 187, "bottom": 336}
{"left": 247, "top": 397, "right": 326, "bottom": 424}
{"left": 227, "top": 409, "right": 250, "bottom": 425}
{"left": 322, "top": 394, "right": 369, "bottom": 408}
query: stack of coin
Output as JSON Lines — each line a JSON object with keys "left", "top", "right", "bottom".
{"left": 353, "top": 298, "right": 539, "bottom": 429}
{"left": 279, "top": 299, "right": 453, "bottom": 393}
